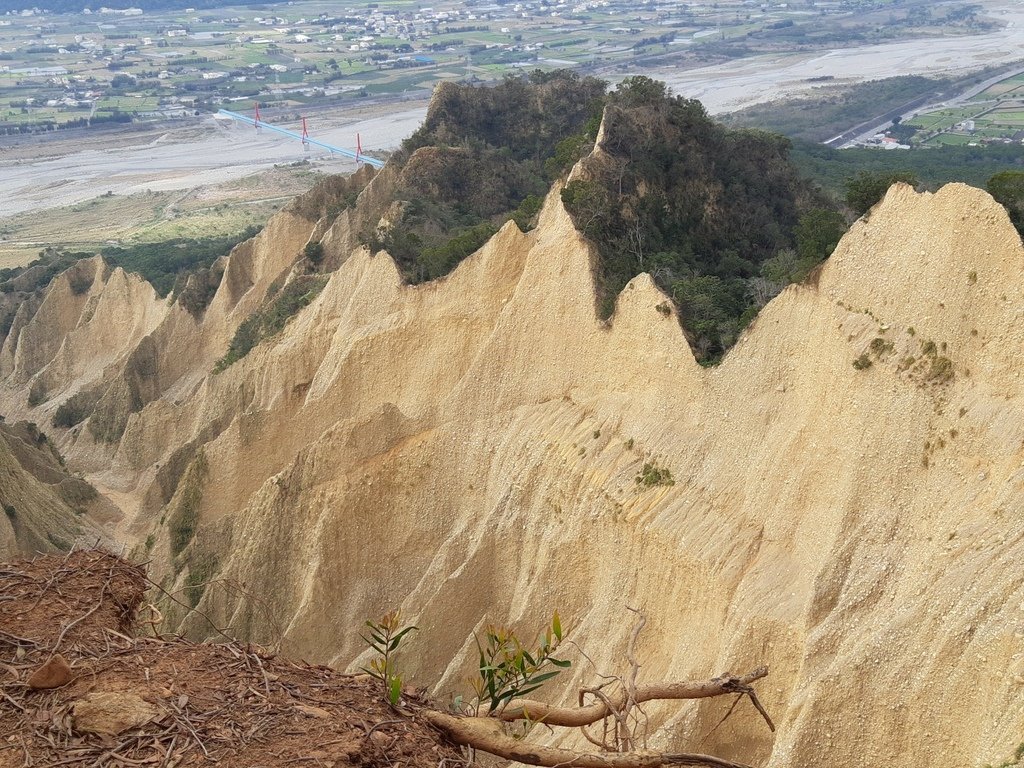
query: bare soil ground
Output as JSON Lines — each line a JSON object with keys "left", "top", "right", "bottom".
{"left": 0, "top": 550, "right": 466, "bottom": 768}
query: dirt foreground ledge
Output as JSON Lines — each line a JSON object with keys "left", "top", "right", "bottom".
{"left": 0, "top": 549, "right": 465, "bottom": 768}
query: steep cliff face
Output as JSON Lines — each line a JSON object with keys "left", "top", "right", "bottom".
{"left": 2, "top": 180, "right": 1023, "bottom": 768}
{"left": 0, "top": 419, "right": 107, "bottom": 557}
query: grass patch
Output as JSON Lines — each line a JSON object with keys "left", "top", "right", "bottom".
{"left": 215, "top": 275, "right": 328, "bottom": 371}
{"left": 168, "top": 450, "right": 209, "bottom": 561}
{"left": 183, "top": 551, "right": 219, "bottom": 609}
{"left": 635, "top": 461, "right": 674, "bottom": 488}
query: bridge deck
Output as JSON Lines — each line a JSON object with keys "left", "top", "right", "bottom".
{"left": 217, "top": 109, "right": 386, "bottom": 168}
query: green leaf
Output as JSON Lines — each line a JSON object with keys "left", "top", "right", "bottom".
{"left": 550, "top": 658, "right": 572, "bottom": 668}
{"left": 529, "top": 670, "right": 560, "bottom": 684}
{"left": 496, "top": 689, "right": 519, "bottom": 705}
{"left": 389, "top": 625, "right": 418, "bottom": 649}
{"left": 552, "top": 612, "right": 562, "bottom": 641}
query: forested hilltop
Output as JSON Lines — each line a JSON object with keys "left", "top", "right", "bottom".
{"left": 10, "top": 72, "right": 1024, "bottom": 366}
{"left": 369, "top": 72, "right": 846, "bottom": 363}
{"left": 560, "top": 78, "right": 844, "bottom": 361}
{"left": 368, "top": 72, "right": 607, "bottom": 283}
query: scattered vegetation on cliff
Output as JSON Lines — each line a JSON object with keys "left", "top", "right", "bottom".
{"left": 52, "top": 389, "right": 102, "bottom": 429}
{"left": 635, "top": 460, "right": 675, "bottom": 488}
{"left": 214, "top": 275, "right": 328, "bottom": 371}
{"left": 168, "top": 449, "right": 208, "bottom": 560}
{"left": 292, "top": 172, "right": 365, "bottom": 222}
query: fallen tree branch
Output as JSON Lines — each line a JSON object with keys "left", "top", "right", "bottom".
{"left": 497, "top": 667, "right": 770, "bottom": 728}
{"left": 420, "top": 710, "right": 752, "bottom": 768}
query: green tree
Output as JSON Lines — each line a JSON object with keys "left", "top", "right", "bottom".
{"left": 110, "top": 73, "right": 136, "bottom": 89}
{"left": 611, "top": 75, "right": 670, "bottom": 108}
{"left": 986, "top": 170, "right": 1024, "bottom": 236}
{"left": 844, "top": 170, "right": 919, "bottom": 216}
{"left": 304, "top": 241, "right": 324, "bottom": 265}
{"left": 794, "top": 208, "right": 848, "bottom": 263}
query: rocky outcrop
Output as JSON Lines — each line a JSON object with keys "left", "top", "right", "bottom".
{"left": 2, "top": 179, "right": 1023, "bottom": 768}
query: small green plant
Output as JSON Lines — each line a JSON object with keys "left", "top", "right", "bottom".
{"left": 920, "top": 339, "right": 937, "bottom": 357}
{"left": 304, "top": 241, "right": 324, "bottom": 265}
{"left": 906, "top": 326, "right": 916, "bottom": 336}
{"left": 925, "top": 356, "right": 954, "bottom": 384}
{"left": 27, "top": 379, "right": 48, "bottom": 407}
{"left": 593, "top": 429, "right": 601, "bottom": 439}
{"left": 852, "top": 353, "right": 872, "bottom": 370}
{"left": 3, "top": 503, "right": 15, "bottom": 520}
{"left": 145, "top": 533, "right": 156, "bottom": 551}
{"left": 624, "top": 438, "right": 634, "bottom": 451}
{"left": 655, "top": 302, "right": 671, "bottom": 317}
{"left": 869, "top": 337, "right": 894, "bottom": 357}
{"left": 472, "top": 612, "right": 570, "bottom": 715}
{"left": 362, "top": 611, "right": 418, "bottom": 705}
{"left": 968, "top": 270, "right": 977, "bottom": 284}
{"left": 635, "top": 461, "right": 674, "bottom": 487}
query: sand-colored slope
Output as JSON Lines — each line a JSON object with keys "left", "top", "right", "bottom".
{"left": 0, "top": 419, "right": 108, "bottom": 557}
{"left": 2, "top": 180, "right": 1024, "bottom": 767}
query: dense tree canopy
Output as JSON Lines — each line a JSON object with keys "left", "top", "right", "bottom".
{"left": 986, "top": 170, "right": 1024, "bottom": 235}
{"left": 559, "top": 76, "right": 845, "bottom": 362}
{"left": 368, "top": 71, "right": 607, "bottom": 282}
{"left": 843, "top": 170, "right": 920, "bottom": 215}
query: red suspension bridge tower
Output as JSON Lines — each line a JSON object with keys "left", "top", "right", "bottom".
{"left": 217, "top": 103, "right": 385, "bottom": 168}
